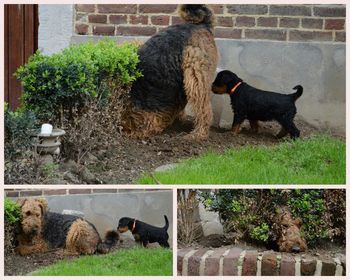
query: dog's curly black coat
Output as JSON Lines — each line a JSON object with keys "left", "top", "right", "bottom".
{"left": 122, "top": 4, "right": 218, "bottom": 140}
{"left": 212, "top": 70, "right": 303, "bottom": 139}
{"left": 42, "top": 212, "right": 118, "bottom": 253}
{"left": 117, "top": 215, "right": 170, "bottom": 248}
{"left": 42, "top": 212, "right": 119, "bottom": 253}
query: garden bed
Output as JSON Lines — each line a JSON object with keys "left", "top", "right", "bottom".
{"left": 5, "top": 238, "right": 135, "bottom": 276}
{"left": 6, "top": 117, "right": 342, "bottom": 185}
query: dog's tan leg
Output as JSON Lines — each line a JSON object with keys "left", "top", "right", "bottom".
{"left": 249, "top": 120, "right": 260, "bottom": 133}
{"left": 232, "top": 124, "right": 241, "bottom": 135}
{"left": 276, "top": 127, "right": 288, "bottom": 138}
{"left": 182, "top": 29, "right": 218, "bottom": 140}
{"left": 66, "top": 219, "right": 100, "bottom": 255}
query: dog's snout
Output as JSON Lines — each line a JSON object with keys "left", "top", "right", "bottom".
{"left": 292, "top": 245, "right": 300, "bottom": 253}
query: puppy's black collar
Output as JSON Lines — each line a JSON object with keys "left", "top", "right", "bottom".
{"left": 229, "top": 81, "right": 242, "bottom": 95}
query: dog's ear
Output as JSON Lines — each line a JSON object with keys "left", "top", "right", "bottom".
{"left": 294, "top": 218, "right": 302, "bottom": 228}
{"left": 36, "top": 198, "right": 48, "bottom": 215}
{"left": 16, "top": 198, "right": 27, "bottom": 208}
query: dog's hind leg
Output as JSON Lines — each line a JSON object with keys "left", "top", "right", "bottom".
{"left": 277, "top": 118, "right": 300, "bottom": 139}
{"left": 182, "top": 29, "right": 218, "bottom": 140}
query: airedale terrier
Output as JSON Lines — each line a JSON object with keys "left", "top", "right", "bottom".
{"left": 273, "top": 207, "right": 307, "bottom": 253}
{"left": 117, "top": 215, "right": 170, "bottom": 248}
{"left": 212, "top": 70, "right": 303, "bottom": 139}
{"left": 15, "top": 198, "right": 119, "bottom": 256}
{"left": 121, "top": 4, "right": 218, "bottom": 140}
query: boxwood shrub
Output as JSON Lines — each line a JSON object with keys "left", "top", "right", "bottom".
{"left": 15, "top": 39, "right": 142, "bottom": 123}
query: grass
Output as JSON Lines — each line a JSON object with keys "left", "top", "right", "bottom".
{"left": 137, "top": 134, "right": 345, "bottom": 184}
{"left": 31, "top": 247, "right": 172, "bottom": 276}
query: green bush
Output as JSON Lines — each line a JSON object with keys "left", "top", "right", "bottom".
{"left": 198, "top": 189, "right": 345, "bottom": 247}
{"left": 4, "top": 104, "right": 37, "bottom": 157}
{"left": 4, "top": 197, "right": 21, "bottom": 224}
{"left": 15, "top": 39, "right": 142, "bottom": 123}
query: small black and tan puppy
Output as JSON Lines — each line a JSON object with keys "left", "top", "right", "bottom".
{"left": 117, "top": 215, "right": 170, "bottom": 248}
{"left": 212, "top": 70, "right": 303, "bottom": 139}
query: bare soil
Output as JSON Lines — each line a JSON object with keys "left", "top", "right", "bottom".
{"left": 4, "top": 117, "right": 343, "bottom": 184}
{"left": 4, "top": 238, "right": 136, "bottom": 276}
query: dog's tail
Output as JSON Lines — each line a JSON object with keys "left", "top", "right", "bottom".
{"left": 291, "top": 85, "right": 303, "bottom": 101}
{"left": 163, "top": 215, "right": 169, "bottom": 231}
{"left": 178, "top": 4, "right": 215, "bottom": 27}
{"left": 97, "top": 229, "right": 119, "bottom": 254}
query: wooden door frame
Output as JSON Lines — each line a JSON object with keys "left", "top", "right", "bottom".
{"left": 4, "top": 4, "right": 38, "bottom": 110}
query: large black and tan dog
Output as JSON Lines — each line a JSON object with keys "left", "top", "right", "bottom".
{"left": 121, "top": 4, "right": 218, "bottom": 140}
{"left": 212, "top": 70, "right": 303, "bottom": 139}
{"left": 117, "top": 215, "right": 170, "bottom": 248}
{"left": 15, "top": 198, "right": 119, "bottom": 255}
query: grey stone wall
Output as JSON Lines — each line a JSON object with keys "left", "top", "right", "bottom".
{"left": 11, "top": 190, "right": 173, "bottom": 245}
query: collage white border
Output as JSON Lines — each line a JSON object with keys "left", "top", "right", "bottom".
{"left": 0, "top": 0, "right": 348, "bottom": 279}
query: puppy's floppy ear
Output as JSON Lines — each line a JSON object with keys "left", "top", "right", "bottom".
{"left": 35, "top": 198, "right": 48, "bottom": 215}
{"left": 16, "top": 198, "right": 28, "bottom": 208}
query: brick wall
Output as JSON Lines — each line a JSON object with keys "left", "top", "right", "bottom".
{"left": 5, "top": 188, "right": 162, "bottom": 198}
{"left": 178, "top": 247, "right": 346, "bottom": 276}
{"left": 74, "top": 4, "right": 345, "bottom": 42}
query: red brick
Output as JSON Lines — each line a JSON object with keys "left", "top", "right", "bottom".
{"left": 325, "top": 19, "right": 345, "bottom": 30}
{"left": 109, "top": 15, "right": 127, "bottom": 24}
{"left": 242, "top": 251, "right": 258, "bottom": 276}
{"left": 88, "top": 14, "right": 107, "bottom": 24}
{"left": 130, "top": 15, "right": 148, "bottom": 25}
{"left": 20, "top": 190, "right": 43, "bottom": 197}
{"left": 151, "top": 15, "right": 170, "bottom": 26}
{"left": 43, "top": 189, "right": 67, "bottom": 196}
{"left": 97, "top": 4, "right": 137, "bottom": 14}
{"left": 171, "top": 16, "right": 183, "bottom": 25}
{"left": 257, "top": 17, "right": 278, "bottom": 27}
{"left": 280, "top": 254, "right": 295, "bottom": 276}
{"left": 214, "top": 28, "right": 242, "bottom": 39}
{"left": 261, "top": 252, "right": 278, "bottom": 276}
{"left": 93, "top": 25, "right": 115, "bottom": 36}
{"left": 245, "top": 29, "right": 287, "bottom": 41}
{"left": 117, "top": 26, "right": 156, "bottom": 36}
{"left": 335, "top": 32, "right": 346, "bottom": 42}
{"left": 227, "top": 5, "right": 268, "bottom": 15}
{"left": 187, "top": 249, "right": 208, "bottom": 276}
{"left": 217, "top": 17, "right": 233, "bottom": 27}
{"left": 223, "top": 247, "right": 242, "bottom": 275}
{"left": 321, "top": 257, "right": 336, "bottom": 276}
{"left": 301, "top": 255, "right": 317, "bottom": 276}
{"left": 313, "top": 5, "right": 345, "bottom": 17}
{"left": 236, "top": 16, "right": 255, "bottom": 27}
{"left": 5, "top": 191, "right": 20, "bottom": 197}
{"left": 177, "top": 248, "right": 193, "bottom": 276}
{"left": 302, "top": 18, "right": 323, "bottom": 29}
{"left": 279, "top": 17, "right": 300, "bottom": 28}
{"left": 75, "top": 4, "right": 95, "bottom": 13}
{"left": 270, "top": 5, "right": 311, "bottom": 16}
{"left": 289, "top": 30, "right": 333, "bottom": 41}
{"left": 209, "top": 4, "right": 224, "bottom": 14}
{"left": 139, "top": 4, "right": 177, "bottom": 14}
{"left": 204, "top": 248, "right": 227, "bottom": 276}
{"left": 68, "top": 189, "right": 92, "bottom": 195}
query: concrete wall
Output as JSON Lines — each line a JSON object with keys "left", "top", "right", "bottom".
{"left": 38, "top": 5, "right": 74, "bottom": 55}
{"left": 213, "top": 39, "right": 346, "bottom": 132}
{"left": 38, "top": 4, "right": 346, "bottom": 133}
{"left": 12, "top": 190, "right": 173, "bottom": 245}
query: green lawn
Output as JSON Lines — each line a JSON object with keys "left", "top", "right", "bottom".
{"left": 137, "top": 135, "right": 345, "bottom": 184}
{"left": 31, "top": 247, "right": 172, "bottom": 276}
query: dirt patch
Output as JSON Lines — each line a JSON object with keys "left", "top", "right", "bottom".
{"left": 4, "top": 117, "right": 343, "bottom": 184}
{"left": 179, "top": 234, "right": 346, "bottom": 258}
{"left": 4, "top": 237, "right": 138, "bottom": 276}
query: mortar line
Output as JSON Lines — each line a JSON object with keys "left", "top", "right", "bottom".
{"left": 219, "top": 249, "right": 231, "bottom": 276}
{"left": 182, "top": 249, "right": 197, "bottom": 276}
{"left": 199, "top": 250, "right": 214, "bottom": 276}
{"left": 314, "top": 259, "right": 322, "bottom": 276}
{"left": 237, "top": 250, "right": 246, "bottom": 276}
